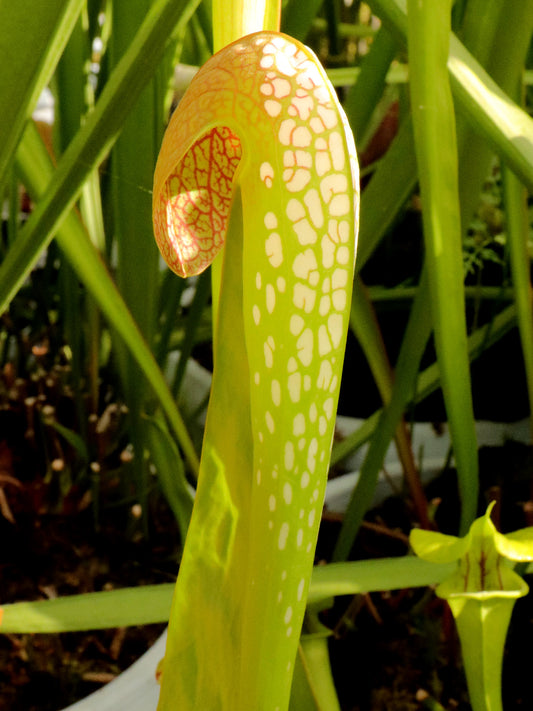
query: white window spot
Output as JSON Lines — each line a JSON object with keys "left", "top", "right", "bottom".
{"left": 293, "top": 218, "right": 317, "bottom": 246}
{"left": 309, "top": 270, "right": 320, "bottom": 287}
{"left": 293, "top": 413, "right": 306, "bottom": 436}
{"left": 272, "top": 76, "right": 292, "bottom": 98}
{"left": 336, "top": 245, "right": 350, "bottom": 265}
{"left": 319, "top": 415, "right": 327, "bottom": 436}
{"left": 292, "top": 249, "right": 318, "bottom": 281}
{"left": 322, "top": 276, "right": 331, "bottom": 293}
{"left": 253, "top": 305, "right": 261, "bottom": 325}
{"left": 318, "top": 324, "right": 332, "bottom": 356}
{"left": 290, "top": 314, "right": 305, "bottom": 336}
{"left": 278, "top": 522, "right": 290, "bottom": 550}
{"left": 317, "top": 104, "right": 337, "bottom": 128}
{"left": 332, "top": 268, "right": 348, "bottom": 289}
{"left": 319, "top": 295, "right": 331, "bottom": 317}
{"left": 310, "top": 115, "right": 326, "bottom": 133}
{"left": 260, "top": 55, "right": 275, "bottom": 69}
{"left": 303, "top": 189, "right": 324, "bottom": 228}
{"left": 317, "top": 359, "right": 333, "bottom": 390}
{"left": 264, "top": 336, "right": 275, "bottom": 368}
{"left": 260, "top": 82, "right": 273, "bottom": 96}
{"left": 329, "top": 194, "right": 350, "bottom": 217}
{"left": 284, "top": 441, "right": 295, "bottom": 470}
{"left": 332, "top": 289, "right": 347, "bottom": 311}
{"left": 254, "top": 371, "right": 260, "bottom": 385}
{"left": 323, "top": 397, "right": 335, "bottom": 420}
{"left": 293, "top": 283, "right": 316, "bottom": 313}
{"left": 292, "top": 126, "right": 312, "bottom": 148}
{"left": 300, "top": 471, "right": 310, "bottom": 489}
{"left": 309, "top": 403, "right": 317, "bottom": 422}
{"left": 260, "top": 161, "right": 275, "bottom": 188}
{"left": 320, "top": 173, "right": 348, "bottom": 204}
{"left": 257, "top": 469, "right": 261, "bottom": 485}
{"left": 304, "top": 374, "right": 311, "bottom": 391}
{"left": 264, "top": 212, "right": 278, "bottom": 230}
{"left": 277, "top": 276, "right": 286, "bottom": 292}
{"left": 274, "top": 51, "right": 298, "bottom": 77}
{"left": 256, "top": 271, "right": 262, "bottom": 289}
{"left": 266, "top": 411, "right": 275, "bottom": 433}
{"left": 264, "top": 99, "right": 282, "bottom": 117}
{"left": 266, "top": 284, "right": 276, "bottom": 313}
{"left": 285, "top": 168, "right": 311, "bottom": 193}
{"left": 296, "top": 528, "right": 304, "bottom": 547}
{"left": 338, "top": 220, "right": 350, "bottom": 243}
{"left": 329, "top": 374, "right": 339, "bottom": 393}
{"left": 297, "top": 578, "right": 305, "bottom": 601}
{"left": 298, "top": 438, "right": 306, "bottom": 450}
{"left": 297, "top": 61, "right": 323, "bottom": 91}
{"left": 283, "top": 482, "right": 293, "bottom": 505}
{"left": 286, "top": 626, "right": 293, "bottom": 637}
{"left": 284, "top": 150, "right": 312, "bottom": 169}
{"left": 284, "top": 606, "right": 293, "bottom": 624}
{"left": 265, "top": 232, "right": 283, "bottom": 268}
{"left": 314, "top": 150, "right": 331, "bottom": 176}
{"left": 286, "top": 198, "right": 306, "bottom": 222}
{"left": 279, "top": 118, "right": 296, "bottom": 145}
{"left": 308, "top": 438, "right": 318, "bottom": 474}
{"left": 328, "top": 131, "right": 345, "bottom": 170}
{"left": 321, "top": 234, "right": 336, "bottom": 269}
{"left": 288, "top": 372, "right": 301, "bottom": 403}
{"left": 328, "top": 313, "right": 344, "bottom": 348}
{"left": 287, "top": 356, "right": 298, "bottom": 373}
{"left": 308, "top": 509, "right": 316, "bottom": 527}
{"left": 271, "top": 379, "right": 281, "bottom": 407}
{"left": 297, "top": 328, "right": 313, "bottom": 366}
{"left": 269, "top": 494, "right": 276, "bottom": 511}
{"left": 290, "top": 92, "right": 314, "bottom": 120}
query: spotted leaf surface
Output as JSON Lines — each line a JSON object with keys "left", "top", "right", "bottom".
{"left": 153, "top": 31, "right": 359, "bottom": 711}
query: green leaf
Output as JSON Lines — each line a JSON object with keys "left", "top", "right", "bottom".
{"left": 407, "top": 0, "right": 478, "bottom": 533}
{"left": 0, "top": 584, "right": 174, "bottom": 633}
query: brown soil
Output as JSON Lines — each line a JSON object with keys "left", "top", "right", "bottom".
{"left": 0, "top": 407, "right": 182, "bottom": 711}
{"left": 1, "top": 398, "right": 533, "bottom": 710}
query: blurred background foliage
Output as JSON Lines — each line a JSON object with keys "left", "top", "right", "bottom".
{"left": 0, "top": 0, "right": 532, "bottom": 549}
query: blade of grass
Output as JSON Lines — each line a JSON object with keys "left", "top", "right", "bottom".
{"left": 0, "top": 584, "right": 175, "bottom": 633}
{"left": 343, "top": 25, "right": 398, "bottom": 145}
{"left": 349, "top": 277, "right": 424, "bottom": 525}
{"left": 356, "top": 116, "right": 418, "bottom": 272}
{"left": 281, "top": 0, "right": 324, "bottom": 41}
{"left": 333, "top": 269, "right": 433, "bottom": 559}
{"left": 0, "top": 556, "right": 454, "bottom": 633}
{"left": 407, "top": 0, "right": 477, "bottom": 534}
{"left": 307, "top": 557, "right": 455, "bottom": 607}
